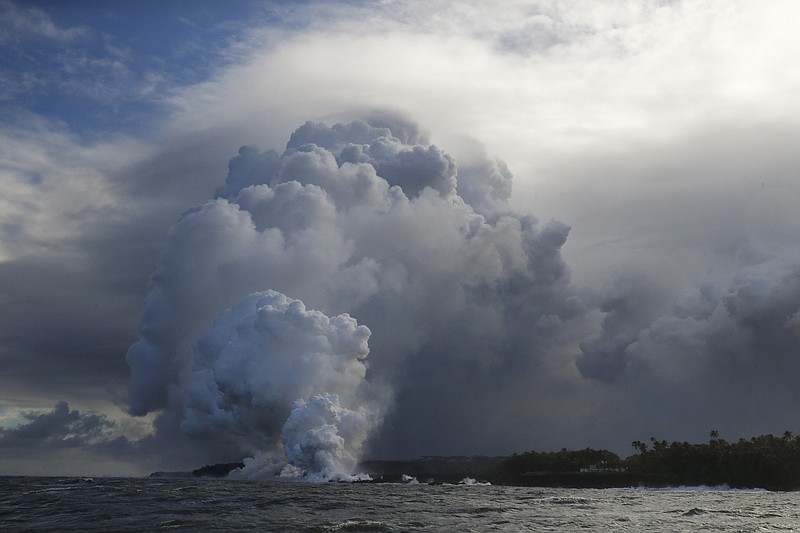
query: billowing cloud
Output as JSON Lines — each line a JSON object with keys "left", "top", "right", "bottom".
{"left": 581, "top": 251, "right": 800, "bottom": 387}
{"left": 125, "top": 114, "right": 583, "bottom": 473}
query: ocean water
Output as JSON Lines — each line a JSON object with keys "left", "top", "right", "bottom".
{"left": 1, "top": 476, "right": 797, "bottom": 532}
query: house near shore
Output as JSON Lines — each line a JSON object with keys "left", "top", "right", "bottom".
{"left": 580, "top": 463, "right": 623, "bottom": 473}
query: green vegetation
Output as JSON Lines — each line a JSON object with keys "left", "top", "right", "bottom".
{"left": 625, "top": 431, "right": 800, "bottom": 490}
{"left": 503, "top": 447, "right": 623, "bottom": 474}
{"left": 480, "top": 448, "right": 634, "bottom": 488}
{"left": 483, "top": 431, "right": 800, "bottom": 490}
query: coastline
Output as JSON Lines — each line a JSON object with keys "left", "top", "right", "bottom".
{"left": 151, "top": 459, "right": 792, "bottom": 491}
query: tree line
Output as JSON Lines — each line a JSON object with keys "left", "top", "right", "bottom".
{"left": 482, "top": 431, "right": 800, "bottom": 490}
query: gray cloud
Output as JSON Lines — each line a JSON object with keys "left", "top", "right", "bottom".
{"left": 0, "top": 401, "right": 113, "bottom": 450}
{"left": 0, "top": 401, "right": 148, "bottom": 476}
{"left": 577, "top": 271, "right": 675, "bottom": 382}
{"left": 0, "top": 130, "right": 229, "bottom": 409}
{"left": 628, "top": 252, "right": 800, "bottom": 384}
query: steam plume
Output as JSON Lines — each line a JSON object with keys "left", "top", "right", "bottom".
{"left": 126, "top": 113, "right": 580, "bottom": 473}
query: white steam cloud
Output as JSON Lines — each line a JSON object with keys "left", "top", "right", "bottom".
{"left": 181, "top": 290, "right": 376, "bottom": 480}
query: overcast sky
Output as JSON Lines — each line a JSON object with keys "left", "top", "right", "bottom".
{"left": 2, "top": 0, "right": 800, "bottom": 477}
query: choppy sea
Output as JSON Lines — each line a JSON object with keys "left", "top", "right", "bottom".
{"left": 1, "top": 476, "right": 797, "bottom": 532}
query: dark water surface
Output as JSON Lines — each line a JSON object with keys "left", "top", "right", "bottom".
{"left": 1, "top": 476, "right": 798, "bottom": 531}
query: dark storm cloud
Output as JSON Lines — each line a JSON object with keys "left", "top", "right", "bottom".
{"left": 0, "top": 243, "right": 145, "bottom": 402}
{"left": 620, "top": 253, "right": 800, "bottom": 385}
{"left": 576, "top": 272, "right": 675, "bottom": 382}
{"left": 0, "top": 110, "right": 254, "bottom": 423}
{"left": 0, "top": 402, "right": 113, "bottom": 450}
{"left": 0, "top": 401, "right": 144, "bottom": 476}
